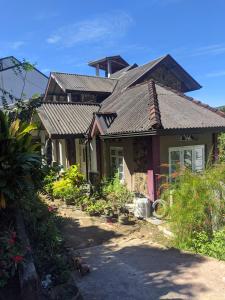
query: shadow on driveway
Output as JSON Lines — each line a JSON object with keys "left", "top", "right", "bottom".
{"left": 59, "top": 216, "right": 123, "bottom": 250}
{"left": 75, "top": 242, "right": 224, "bottom": 300}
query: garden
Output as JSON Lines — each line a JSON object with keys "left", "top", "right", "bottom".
{"left": 43, "top": 164, "right": 134, "bottom": 224}
{"left": 0, "top": 106, "right": 134, "bottom": 298}
{"left": 160, "top": 142, "right": 225, "bottom": 260}
{"left": 1, "top": 102, "right": 225, "bottom": 298}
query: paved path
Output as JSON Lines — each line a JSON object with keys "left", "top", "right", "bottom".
{"left": 73, "top": 238, "right": 225, "bottom": 300}
{"left": 55, "top": 205, "right": 225, "bottom": 300}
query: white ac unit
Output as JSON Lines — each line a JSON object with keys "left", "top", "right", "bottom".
{"left": 134, "top": 197, "right": 151, "bottom": 219}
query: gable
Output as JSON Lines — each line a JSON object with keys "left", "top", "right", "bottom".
{"left": 129, "top": 55, "right": 201, "bottom": 93}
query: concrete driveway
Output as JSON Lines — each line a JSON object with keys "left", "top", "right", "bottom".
{"left": 53, "top": 203, "right": 225, "bottom": 300}
{"left": 74, "top": 238, "right": 225, "bottom": 300}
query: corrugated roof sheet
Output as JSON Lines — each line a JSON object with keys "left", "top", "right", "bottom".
{"left": 52, "top": 72, "right": 117, "bottom": 93}
{"left": 100, "top": 81, "right": 225, "bottom": 135}
{"left": 101, "top": 83, "right": 153, "bottom": 134}
{"left": 37, "top": 102, "right": 99, "bottom": 137}
{"left": 156, "top": 84, "right": 225, "bottom": 129}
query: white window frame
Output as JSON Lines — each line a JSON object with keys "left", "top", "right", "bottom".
{"left": 169, "top": 145, "right": 205, "bottom": 177}
{"left": 110, "top": 147, "right": 124, "bottom": 182}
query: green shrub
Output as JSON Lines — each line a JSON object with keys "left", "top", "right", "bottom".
{"left": 52, "top": 165, "right": 86, "bottom": 205}
{"left": 85, "top": 199, "right": 107, "bottom": 216}
{"left": 163, "top": 164, "right": 225, "bottom": 250}
{"left": 20, "top": 194, "right": 71, "bottom": 285}
{"left": 0, "top": 229, "right": 24, "bottom": 287}
{"left": 52, "top": 179, "right": 73, "bottom": 198}
{"left": 42, "top": 164, "right": 61, "bottom": 196}
{"left": 0, "top": 111, "right": 41, "bottom": 208}
{"left": 191, "top": 228, "right": 225, "bottom": 260}
{"left": 64, "top": 165, "right": 84, "bottom": 187}
{"left": 218, "top": 133, "right": 225, "bottom": 163}
{"left": 101, "top": 175, "right": 133, "bottom": 213}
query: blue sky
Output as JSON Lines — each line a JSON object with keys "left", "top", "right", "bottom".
{"left": 1, "top": 0, "right": 225, "bottom": 106}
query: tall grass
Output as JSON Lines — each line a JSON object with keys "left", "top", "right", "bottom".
{"left": 163, "top": 164, "right": 225, "bottom": 249}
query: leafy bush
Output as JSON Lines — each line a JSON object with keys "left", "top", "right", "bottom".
{"left": 0, "top": 229, "right": 24, "bottom": 287}
{"left": 63, "top": 165, "right": 84, "bottom": 187}
{"left": 191, "top": 228, "right": 225, "bottom": 260}
{"left": 51, "top": 164, "right": 85, "bottom": 202}
{"left": 52, "top": 179, "right": 73, "bottom": 199}
{"left": 21, "top": 194, "right": 71, "bottom": 285}
{"left": 0, "top": 111, "right": 41, "bottom": 208}
{"left": 85, "top": 199, "right": 107, "bottom": 216}
{"left": 163, "top": 164, "right": 225, "bottom": 250}
{"left": 42, "top": 164, "right": 61, "bottom": 196}
{"left": 102, "top": 175, "right": 133, "bottom": 213}
{"left": 218, "top": 133, "right": 225, "bottom": 163}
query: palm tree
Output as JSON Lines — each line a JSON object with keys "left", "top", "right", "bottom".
{"left": 0, "top": 110, "right": 41, "bottom": 208}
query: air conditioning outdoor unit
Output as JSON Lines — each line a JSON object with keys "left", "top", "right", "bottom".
{"left": 134, "top": 197, "right": 151, "bottom": 219}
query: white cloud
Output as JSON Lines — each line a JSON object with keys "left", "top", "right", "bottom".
{"left": 47, "top": 35, "right": 61, "bottom": 44}
{"left": 11, "top": 41, "right": 25, "bottom": 50}
{"left": 206, "top": 70, "right": 225, "bottom": 78}
{"left": 191, "top": 44, "right": 225, "bottom": 57}
{"left": 46, "top": 12, "right": 133, "bottom": 48}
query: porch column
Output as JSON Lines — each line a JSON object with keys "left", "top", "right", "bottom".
{"left": 59, "top": 139, "right": 67, "bottom": 168}
{"left": 102, "top": 139, "right": 107, "bottom": 177}
{"left": 90, "top": 137, "right": 97, "bottom": 172}
{"left": 40, "top": 130, "right": 46, "bottom": 156}
{"left": 52, "top": 139, "right": 57, "bottom": 163}
{"left": 147, "top": 136, "right": 160, "bottom": 201}
{"left": 96, "top": 136, "right": 102, "bottom": 177}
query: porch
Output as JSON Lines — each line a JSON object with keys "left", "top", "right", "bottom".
{"left": 96, "top": 131, "right": 217, "bottom": 200}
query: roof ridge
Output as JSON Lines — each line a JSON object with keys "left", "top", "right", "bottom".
{"left": 0, "top": 55, "right": 17, "bottom": 61}
{"left": 126, "top": 55, "right": 168, "bottom": 88}
{"left": 52, "top": 72, "right": 118, "bottom": 81}
{"left": 148, "top": 80, "right": 162, "bottom": 129}
{"left": 154, "top": 80, "right": 225, "bottom": 118}
{"left": 42, "top": 101, "right": 100, "bottom": 106}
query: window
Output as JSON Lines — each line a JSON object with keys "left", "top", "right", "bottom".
{"left": 110, "top": 147, "right": 124, "bottom": 181}
{"left": 169, "top": 145, "right": 205, "bottom": 177}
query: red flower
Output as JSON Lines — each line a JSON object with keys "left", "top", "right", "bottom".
{"left": 11, "top": 232, "right": 16, "bottom": 240}
{"left": 48, "top": 205, "right": 57, "bottom": 212}
{"left": 8, "top": 238, "right": 15, "bottom": 245}
{"left": 12, "top": 255, "right": 23, "bottom": 263}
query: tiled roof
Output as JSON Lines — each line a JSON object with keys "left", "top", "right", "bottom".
{"left": 100, "top": 80, "right": 225, "bottom": 135}
{"left": 37, "top": 102, "right": 99, "bottom": 137}
{"left": 51, "top": 72, "right": 117, "bottom": 93}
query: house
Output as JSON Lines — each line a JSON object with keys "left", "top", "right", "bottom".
{"left": 0, "top": 56, "right": 48, "bottom": 106}
{"left": 36, "top": 54, "right": 225, "bottom": 200}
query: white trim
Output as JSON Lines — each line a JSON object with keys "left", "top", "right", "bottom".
{"left": 67, "top": 93, "right": 72, "bottom": 102}
{"left": 110, "top": 146, "right": 124, "bottom": 181}
{"left": 169, "top": 145, "right": 205, "bottom": 177}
